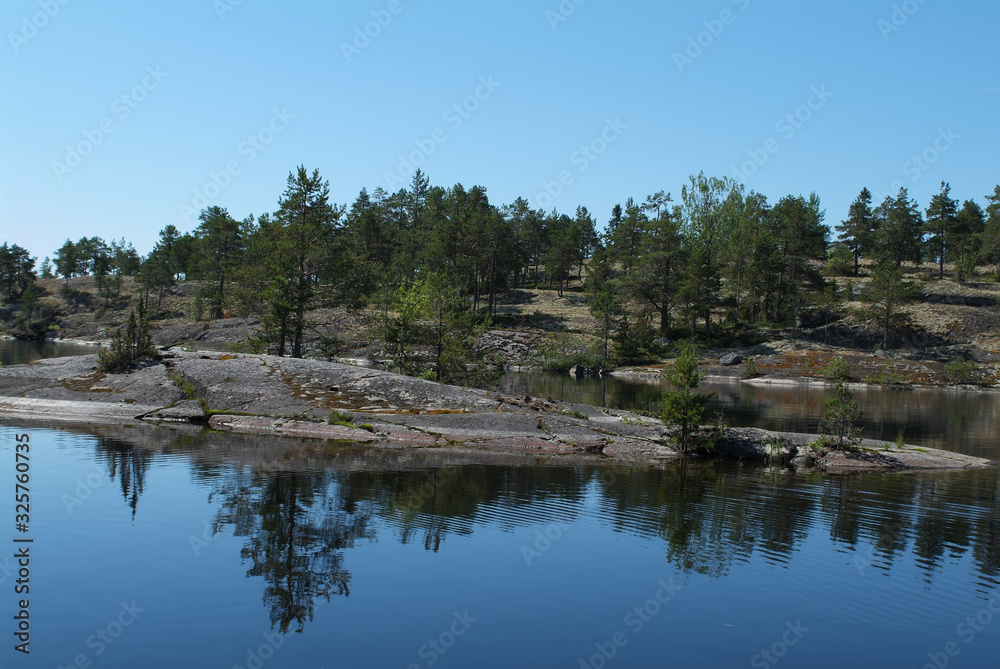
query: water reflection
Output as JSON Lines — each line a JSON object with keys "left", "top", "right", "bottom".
{"left": 210, "top": 470, "right": 375, "bottom": 633}
{"left": 95, "top": 436, "right": 151, "bottom": 518}
{"left": 0, "top": 337, "right": 94, "bottom": 366}
{"left": 155, "top": 430, "right": 1000, "bottom": 630}
{"left": 40, "top": 426, "right": 1000, "bottom": 640}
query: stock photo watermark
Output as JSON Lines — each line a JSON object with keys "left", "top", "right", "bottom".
{"left": 188, "top": 520, "right": 221, "bottom": 557}
{"left": 532, "top": 116, "right": 627, "bottom": 210}
{"left": 384, "top": 75, "right": 501, "bottom": 189}
{"left": 577, "top": 577, "right": 684, "bottom": 668}
{"left": 521, "top": 521, "right": 571, "bottom": 566}
{"left": 673, "top": 0, "right": 752, "bottom": 73}
{"left": 214, "top": 0, "right": 246, "bottom": 21}
{"left": 731, "top": 85, "right": 833, "bottom": 182}
{"left": 546, "top": 0, "right": 587, "bottom": 31}
{"left": 179, "top": 107, "right": 294, "bottom": 223}
{"left": 61, "top": 464, "right": 110, "bottom": 514}
{"left": 878, "top": 0, "right": 931, "bottom": 40}
{"left": 57, "top": 600, "right": 145, "bottom": 669}
{"left": 874, "top": 126, "right": 959, "bottom": 202}
{"left": 405, "top": 610, "right": 477, "bottom": 668}
{"left": 7, "top": 0, "right": 72, "bottom": 53}
{"left": 340, "top": 0, "right": 414, "bottom": 64}
{"left": 231, "top": 630, "right": 285, "bottom": 669}
{"left": 51, "top": 65, "right": 170, "bottom": 182}
{"left": 917, "top": 591, "right": 1000, "bottom": 669}
{"left": 750, "top": 620, "right": 810, "bottom": 668}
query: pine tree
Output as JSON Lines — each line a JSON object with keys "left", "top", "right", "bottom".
{"left": 836, "top": 188, "right": 875, "bottom": 276}
{"left": 660, "top": 340, "right": 713, "bottom": 453}
{"left": 924, "top": 182, "right": 959, "bottom": 280}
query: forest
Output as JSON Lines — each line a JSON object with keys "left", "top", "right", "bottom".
{"left": 3, "top": 167, "right": 999, "bottom": 378}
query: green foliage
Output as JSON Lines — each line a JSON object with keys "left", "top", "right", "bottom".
{"left": 835, "top": 187, "right": 875, "bottom": 276}
{"left": 820, "top": 382, "right": 863, "bottom": 451}
{"left": 384, "top": 272, "right": 497, "bottom": 385}
{"left": 170, "top": 374, "right": 199, "bottom": 400}
{"left": 612, "top": 315, "right": 661, "bottom": 364}
{"left": 98, "top": 300, "right": 157, "bottom": 373}
{"left": 945, "top": 357, "right": 979, "bottom": 385}
{"left": 589, "top": 280, "right": 622, "bottom": 361}
{"left": 895, "top": 429, "right": 906, "bottom": 449}
{"left": 860, "top": 261, "right": 921, "bottom": 350}
{"left": 825, "top": 243, "right": 855, "bottom": 277}
{"left": 0, "top": 243, "right": 36, "bottom": 302}
{"left": 532, "top": 332, "right": 603, "bottom": 372}
{"left": 822, "top": 356, "right": 852, "bottom": 381}
{"left": 328, "top": 411, "right": 355, "bottom": 427}
{"left": 739, "top": 355, "right": 760, "bottom": 380}
{"left": 660, "top": 341, "right": 713, "bottom": 453}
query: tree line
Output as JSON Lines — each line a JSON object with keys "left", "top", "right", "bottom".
{"left": 5, "top": 167, "right": 1000, "bottom": 364}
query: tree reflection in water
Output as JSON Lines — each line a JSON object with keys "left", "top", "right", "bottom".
{"left": 211, "top": 470, "right": 375, "bottom": 633}
{"left": 89, "top": 432, "right": 1000, "bottom": 632}
{"left": 95, "top": 436, "right": 151, "bottom": 519}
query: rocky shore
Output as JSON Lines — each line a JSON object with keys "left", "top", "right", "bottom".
{"left": 0, "top": 352, "right": 992, "bottom": 473}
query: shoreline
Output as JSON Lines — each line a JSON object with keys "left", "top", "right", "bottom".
{"left": 0, "top": 351, "right": 992, "bottom": 475}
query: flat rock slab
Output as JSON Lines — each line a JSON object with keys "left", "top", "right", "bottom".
{"left": 144, "top": 400, "right": 206, "bottom": 422}
{"left": 209, "top": 415, "right": 380, "bottom": 443}
{"left": 0, "top": 396, "right": 160, "bottom": 422}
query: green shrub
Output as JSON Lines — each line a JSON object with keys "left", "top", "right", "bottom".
{"left": 822, "top": 356, "right": 851, "bottom": 381}
{"left": 740, "top": 356, "right": 760, "bottom": 380}
{"left": 945, "top": 357, "right": 979, "bottom": 385}
{"left": 328, "top": 411, "right": 355, "bottom": 428}
{"left": 97, "top": 301, "right": 158, "bottom": 373}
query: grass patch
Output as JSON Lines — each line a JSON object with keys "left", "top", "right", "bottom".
{"left": 171, "top": 374, "right": 199, "bottom": 400}
{"left": 328, "top": 410, "right": 356, "bottom": 428}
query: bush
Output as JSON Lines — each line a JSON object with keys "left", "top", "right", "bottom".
{"left": 822, "top": 356, "right": 852, "bottom": 381}
{"left": 97, "top": 300, "right": 158, "bottom": 373}
{"left": 945, "top": 357, "right": 979, "bottom": 385}
{"left": 328, "top": 411, "right": 355, "bottom": 427}
{"left": 739, "top": 356, "right": 760, "bottom": 380}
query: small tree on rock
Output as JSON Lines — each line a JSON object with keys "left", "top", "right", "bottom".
{"left": 820, "top": 382, "right": 863, "bottom": 451}
{"left": 98, "top": 299, "right": 157, "bottom": 373}
{"left": 660, "top": 341, "right": 713, "bottom": 452}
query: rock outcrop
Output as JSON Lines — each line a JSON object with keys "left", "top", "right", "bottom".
{"left": 0, "top": 352, "right": 992, "bottom": 472}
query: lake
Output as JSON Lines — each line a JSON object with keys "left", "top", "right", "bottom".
{"left": 0, "top": 338, "right": 96, "bottom": 367}
{"left": 2, "top": 350, "right": 999, "bottom": 667}
{"left": 1, "top": 423, "right": 998, "bottom": 668}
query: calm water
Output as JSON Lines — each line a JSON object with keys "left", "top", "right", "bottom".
{"left": 1, "top": 424, "right": 997, "bottom": 668}
{"left": 500, "top": 372, "right": 1000, "bottom": 460}
{"left": 0, "top": 338, "right": 95, "bottom": 367}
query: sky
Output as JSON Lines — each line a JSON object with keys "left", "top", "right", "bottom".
{"left": 2, "top": 0, "right": 998, "bottom": 261}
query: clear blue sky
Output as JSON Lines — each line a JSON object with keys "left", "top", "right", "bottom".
{"left": 2, "top": 0, "right": 998, "bottom": 260}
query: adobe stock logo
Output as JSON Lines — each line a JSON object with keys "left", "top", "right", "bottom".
{"left": 7, "top": 0, "right": 72, "bottom": 53}
{"left": 51, "top": 66, "right": 170, "bottom": 182}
